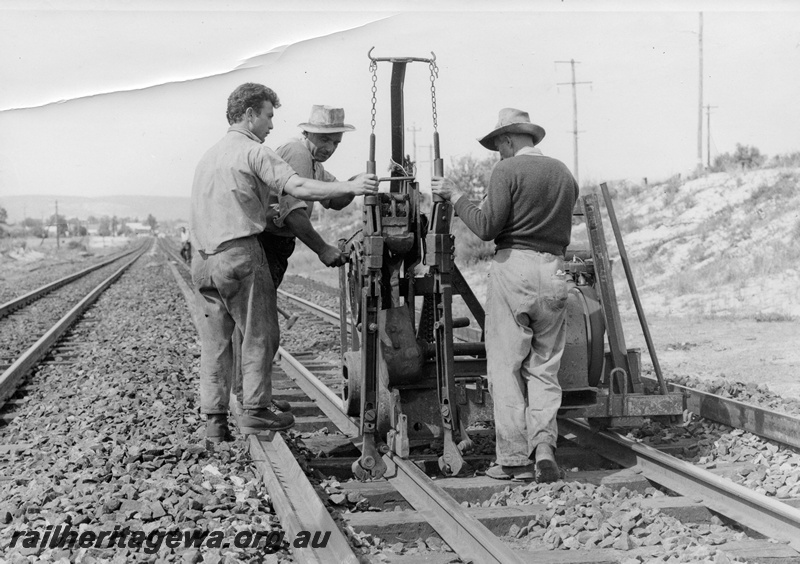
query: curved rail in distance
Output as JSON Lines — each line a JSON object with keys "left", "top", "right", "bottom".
{"left": 0, "top": 240, "right": 151, "bottom": 405}
{"left": 0, "top": 242, "right": 145, "bottom": 319}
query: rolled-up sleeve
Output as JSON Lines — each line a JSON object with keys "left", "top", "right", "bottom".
{"left": 273, "top": 193, "right": 308, "bottom": 228}
{"left": 249, "top": 146, "right": 297, "bottom": 196}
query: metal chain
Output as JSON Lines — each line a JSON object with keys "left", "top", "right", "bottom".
{"left": 429, "top": 59, "right": 439, "bottom": 132}
{"left": 370, "top": 60, "right": 378, "bottom": 134}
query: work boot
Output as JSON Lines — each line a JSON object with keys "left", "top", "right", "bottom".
{"left": 231, "top": 396, "right": 291, "bottom": 414}
{"left": 206, "top": 414, "right": 234, "bottom": 443}
{"left": 271, "top": 399, "right": 292, "bottom": 412}
{"left": 533, "top": 444, "right": 560, "bottom": 483}
{"left": 485, "top": 463, "right": 536, "bottom": 482}
{"left": 238, "top": 408, "right": 294, "bottom": 434}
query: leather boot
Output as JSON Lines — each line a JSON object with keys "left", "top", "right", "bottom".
{"left": 238, "top": 408, "right": 294, "bottom": 433}
{"left": 206, "top": 414, "right": 233, "bottom": 443}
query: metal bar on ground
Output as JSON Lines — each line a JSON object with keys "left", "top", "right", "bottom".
{"left": 277, "top": 289, "right": 340, "bottom": 326}
{"left": 559, "top": 418, "right": 800, "bottom": 551}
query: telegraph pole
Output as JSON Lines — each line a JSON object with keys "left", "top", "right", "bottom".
{"left": 697, "top": 12, "right": 704, "bottom": 175}
{"left": 55, "top": 200, "right": 60, "bottom": 249}
{"left": 407, "top": 122, "right": 422, "bottom": 166}
{"left": 705, "top": 104, "right": 718, "bottom": 169}
{"left": 556, "top": 59, "right": 592, "bottom": 185}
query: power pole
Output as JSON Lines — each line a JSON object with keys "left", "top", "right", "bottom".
{"left": 697, "top": 12, "right": 704, "bottom": 175}
{"left": 55, "top": 200, "right": 60, "bottom": 249}
{"left": 407, "top": 123, "right": 422, "bottom": 166}
{"left": 556, "top": 59, "right": 592, "bottom": 185}
{"left": 705, "top": 104, "right": 718, "bottom": 169}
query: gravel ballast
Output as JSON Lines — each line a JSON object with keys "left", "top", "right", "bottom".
{"left": 0, "top": 253, "right": 290, "bottom": 563}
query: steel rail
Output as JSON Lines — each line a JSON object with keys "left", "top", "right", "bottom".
{"left": 0, "top": 243, "right": 144, "bottom": 319}
{"left": 277, "top": 348, "right": 358, "bottom": 436}
{"left": 244, "top": 426, "right": 361, "bottom": 564}
{"left": 277, "top": 289, "right": 340, "bottom": 326}
{"left": 558, "top": 418, "right": 800, "bottom": 551}
{"left": 0, "top": 241, "right": 150, "bottom": 404}
{"left": 164, "top": 250, "right": 361, "bottom": 563}
{"left": 643, "top": 376, "right": 800, "bottom": 451}
{"left": 278, "top": 349, "right": 526, "bottom": 564}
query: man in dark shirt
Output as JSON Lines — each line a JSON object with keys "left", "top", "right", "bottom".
{"left": 432, "top": 108, "right": 579, "bottom": 482}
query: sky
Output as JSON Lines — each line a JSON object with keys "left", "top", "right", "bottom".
{"left": 1, "top": 0, "right": 799, "bottom": 219}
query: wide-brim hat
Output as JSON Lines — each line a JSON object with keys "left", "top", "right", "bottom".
{"left": 478, "top": 108, "right": 546, "bottom": 150}
{"left": 298, "top": 105, "right": 355, "bottom": 134}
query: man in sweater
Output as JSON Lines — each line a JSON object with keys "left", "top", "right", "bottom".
{"left": 257, "top": 105, "right": 357, "bottom": 289}
{"left": 431, "top": 108, "right": 578, "bottom": 482}
{"left": 191, "top": 83, "right": 378, "bottom": 442}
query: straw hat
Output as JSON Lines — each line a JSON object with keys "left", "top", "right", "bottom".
{"left": 298, "top": 105, "right": 355, "bottom": 133}
{"left": 478, "top": 108, "right": 546, "bottom": 150}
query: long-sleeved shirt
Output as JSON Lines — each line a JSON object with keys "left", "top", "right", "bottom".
{"left": 190, "top": 125, "right": 297, "bottom": 253}
{"left": 454, "top": 149, "right": 579, "bottom": 256}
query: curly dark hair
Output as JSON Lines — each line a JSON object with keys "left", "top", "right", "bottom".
{"left": 226, "top": 83, "right": 281, "bottom": 125}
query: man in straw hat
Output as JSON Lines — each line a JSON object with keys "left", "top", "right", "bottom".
{"left": 191, "top": 85, "right": 377, "bottom": 443}
{"left": 432, "top": 108, "right": 578, "bottom": 483}
{"left": 258, "top": 105, "right": 359, "bottom": 290}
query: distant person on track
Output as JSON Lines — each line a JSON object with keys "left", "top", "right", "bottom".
{"left": 431, "top": 108, "right": 579, "bottom": 483}
{"left": 257, "top": 105, "right": 357, "bottom": 290}
{"left": 190, "top": 83, "right": 378, "bottom": 443}
{"left": 179, "top": 227, "right": 192, "bottom": 264}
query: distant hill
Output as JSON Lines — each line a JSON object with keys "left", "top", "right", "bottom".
{"left": 0, "top": 195, "right": 190, "bottom": 223}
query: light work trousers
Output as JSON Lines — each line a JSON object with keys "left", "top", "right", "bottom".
{"left": 486, "top": 248, "right": 568, "bottom": 466}
{"left": 191, "top": 236, "right": 279, "bottom": 415}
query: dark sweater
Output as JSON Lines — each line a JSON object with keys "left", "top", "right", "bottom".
{"left": 453, "top": 154, "right": 579, "bottom": 256}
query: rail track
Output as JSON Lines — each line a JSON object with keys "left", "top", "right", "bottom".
{"left": 161, "top": 239, "right": 800, "bottom": 563}
{"left": 0, "top": 241, "right": 149, "bottom": 408}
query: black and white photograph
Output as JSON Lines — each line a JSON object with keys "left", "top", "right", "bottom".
{"left": 1, "top": 1, "right": 800, "bottom": 562}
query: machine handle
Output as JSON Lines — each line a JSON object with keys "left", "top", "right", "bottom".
{"left": 367, "top": 133, "right": 376, "bottom": 175}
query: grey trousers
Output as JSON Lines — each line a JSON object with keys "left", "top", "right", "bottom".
{"left": 191, "top": 236, "right": 279, "bottom": 414}
{"left": 486, "top": 248, "right": 568, "bottom": 466}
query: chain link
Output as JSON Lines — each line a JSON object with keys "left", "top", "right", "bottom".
{"left": 429, "top": 59, "right": 439, "bottom": 132}
{"left": 369, "top": 60, "right": 378, "bottom": 134}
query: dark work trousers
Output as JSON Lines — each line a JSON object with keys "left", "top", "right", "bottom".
{"left": 256, "top": 232, "right": 297, "bottom": 290}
